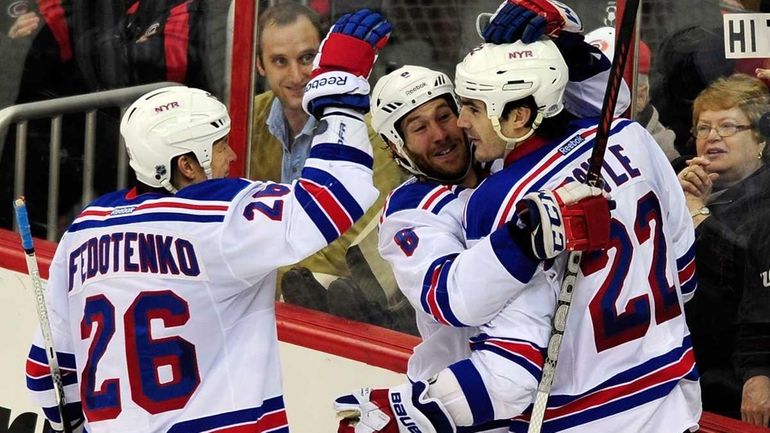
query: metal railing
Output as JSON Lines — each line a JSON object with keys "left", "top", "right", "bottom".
{"left": 0, "top": 82, "right": 179, "bottom": 241}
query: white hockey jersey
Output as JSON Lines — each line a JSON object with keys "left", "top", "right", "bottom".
{"left": 378, "top": 180, "right": 478, "bottom": 381}
{"left": 409, "top": 118, "right": 700, "bottom": 432}
{"left": 379, "top": 180, "right": 517, "bottom": 433}
{"left": 24, "top": 114, "right": 379, "bottom": 433}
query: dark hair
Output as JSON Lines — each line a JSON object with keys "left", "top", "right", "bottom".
{"left": 502, "top": 96, "right": 571, "bottom": 139}
{"left": 257, "top": 3, "right": 323, "bottom": 62}
{"left": 501, "top": 96, "right": 538, "bottom": 126}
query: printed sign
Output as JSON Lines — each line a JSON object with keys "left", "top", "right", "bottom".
{"left": 724, "top": 13, "right": 770, "bottom": 58}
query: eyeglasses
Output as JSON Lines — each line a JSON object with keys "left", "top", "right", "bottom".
{"left": 692, "top": 123, "right": 753, "bottom": 139}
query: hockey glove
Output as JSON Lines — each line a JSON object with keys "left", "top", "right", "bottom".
{"left": 303, "top": 9, "right": 391, "bottom": 118}
{"left": 512, "top": 181, "right": 610, "bottom": 260}
{"left": 335, "top": 382, "right": 456, "bottom": 433}
{"left": 480, "top": 0, "right": 583, "bottom": 44}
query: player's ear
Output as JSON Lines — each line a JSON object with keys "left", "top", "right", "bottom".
{"left": 176, "top": 153, "right": 200, "bottom": 182}
{"left": 511, "top": 106, "right": 532, "bottom": 129}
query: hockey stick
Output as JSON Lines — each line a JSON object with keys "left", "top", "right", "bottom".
{"left": 13, "top": 197, "right": 74, "bottom": 433}
{"left": 526, "top": 1, "right": 641, "bottom": 432}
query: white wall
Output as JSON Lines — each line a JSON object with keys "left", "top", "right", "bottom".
{"left": 281, "top": 344, "right": 404, "bottom": 432}
{"left": 0, "top": 266, "right": 405, "bottom": 433}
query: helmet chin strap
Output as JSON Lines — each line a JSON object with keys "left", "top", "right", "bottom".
{"left": 160, "top": 178, "right": 178, "bottom": 194}
{"left": 491, "top": 112, "right": 544, "bottom": 150}
{"left": 203, "top": 163, "right": 213, "bottom": 180}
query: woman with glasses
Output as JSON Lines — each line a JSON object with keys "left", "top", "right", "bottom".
{"left": 678, "top": 73, "right": 770, "bottom": 427}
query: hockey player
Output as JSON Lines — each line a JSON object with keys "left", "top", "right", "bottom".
{"left": 452, "top": 39, "right": 699, "bottom": 433}
{"left": 370, "top": 63, "right": 485, "bottom": 410}
{"left": 370, "top": 0, "right": 628, "bottom": 402}
{"left": 336, "top": 6, "right": 700, "bottom": 433}
{"left": 371, "top": 0, "right": 632, "bottom": 386}
{"left": 24, "top": 9, "right": 389, "bottom": 433}
{"left": 371, "top": 66, "right": 518, "bottom": 433}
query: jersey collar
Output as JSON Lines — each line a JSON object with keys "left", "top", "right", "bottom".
{"left": 503, "top": 134, "right": 550, "bottom": 168}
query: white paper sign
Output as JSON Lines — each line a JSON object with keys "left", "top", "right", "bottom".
{"left": 724, "top": 13, "right": 770, "bottom": 58}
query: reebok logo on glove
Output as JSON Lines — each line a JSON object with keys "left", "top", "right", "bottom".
{"left": 305, "top": 75, "right": 349, "bottom": 92}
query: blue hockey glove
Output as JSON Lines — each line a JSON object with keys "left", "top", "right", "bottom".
{"left": 480, "top": 0, "right": 582, "bottom": 44}
{"left": 303, "top": 9, "right": 391, "bottom": 118}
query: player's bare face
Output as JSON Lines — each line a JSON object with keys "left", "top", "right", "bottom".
{"left": 401, "top": 98, "right": 469, "bottom": 179}
{"left": 457, "top": 98, "right": 506, "bottom": 163}
{"left": 210, "top": 138, "right": 237, "bottom": 179}
{"left": 695, "top": 107, "right": 764, "bottom": 188}
{"left": 257, "top": 17, "right": 320, "bottom": 114}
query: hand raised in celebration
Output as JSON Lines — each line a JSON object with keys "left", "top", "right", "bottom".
{"left": 480, "top": 0, "right": 582, "bottom": 44}
{"left": 303, "top": 9, "right": 391, "bottom": 118}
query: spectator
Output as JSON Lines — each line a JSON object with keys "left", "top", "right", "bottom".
{"left": 0, "top": 0, "right": 226, "bottom": 238}
{"left": 584, "top": 26, "right": 679, "bottom": 162}
{"left": 77, "top": 0, "right": 222, "bottom": 95}
{"left": 251, "top": 2, "right": 404, "bottom": 311}
{"left": 678, "top": 73, "right": 770, "bottom": 427}
{"left": 653, "top": 25, "right": 735, "bottom": 156}
{"left": 0, "top": 0, "right": 89, "bottom": 238}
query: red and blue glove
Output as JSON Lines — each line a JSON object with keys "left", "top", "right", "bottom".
{"left": 303, "top": 9, "right": 391, "bottom": 118}
{"left": 480, "top": 0, "right": 582, "bottom": 44}
{"left": 512, "top": 181, "right": 611, "bottom": 260}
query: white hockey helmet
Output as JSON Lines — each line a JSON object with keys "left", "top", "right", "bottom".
{"left": 371, "top": 65, "right": 460, "bottom": 177}
{"left": 454, "top": 40, "right": 568, "bottom": 144}
{"left": 120, "top": 86, "right": 230, "bottom": 193}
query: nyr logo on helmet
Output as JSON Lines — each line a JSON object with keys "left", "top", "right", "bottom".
{"left": 509, "top": 50, "right": 533, "bottom": 59}
{"left": 154, "top": 101, "right": 180, "bottom": 113}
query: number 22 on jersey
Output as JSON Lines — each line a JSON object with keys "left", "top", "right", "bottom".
{"left": 582, "top": 192, "right": 682, "bottom": 353}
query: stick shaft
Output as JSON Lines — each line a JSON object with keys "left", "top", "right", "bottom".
{"left": 526, "top": 1, "right": 641, "bottom": 431}
{"left": 14, "top": 198, "right": 74, "bottom": 433}
{"left": 587, "top": 0, "right": 641, "bottom": 185}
